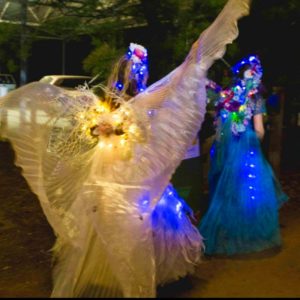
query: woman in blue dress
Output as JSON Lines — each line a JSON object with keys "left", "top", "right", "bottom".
{"left": 199, "top": 55, "right": 288, "bottom": 255}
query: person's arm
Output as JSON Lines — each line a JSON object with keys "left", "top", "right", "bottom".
{"left": 253, "top": 113, "right": 265, "bottom": 140}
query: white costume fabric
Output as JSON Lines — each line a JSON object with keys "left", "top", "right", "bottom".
{"left": 0, "top": 0, "right": 250, "bottom": 297}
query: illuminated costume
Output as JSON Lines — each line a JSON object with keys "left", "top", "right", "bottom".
{"left": 199, "top": 55, "right": 288, "bottom": 255}
{"left": 0, "top": 0, "right": 250, "bottom": 297}
{"left": 101, "top": 42, "right": 204, "bottom": 287}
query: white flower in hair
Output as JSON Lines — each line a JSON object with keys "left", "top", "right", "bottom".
{"left": 129, "top": 43, "right": 147, "bottom": 64}
{"left": 243, "top": 69, "right": 253, "bottom": 79}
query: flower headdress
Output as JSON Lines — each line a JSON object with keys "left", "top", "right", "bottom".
{"left": 215, "top": 55, "right": 264, "bottom": 136}
{"left": 128, "top": 43, "right": 148, "bottom": 64}
{"left": 231, "top": 54, "right": 263, "bottom": 88}
{"left": 116, "top": 43, "right": 149, "bottom": 93}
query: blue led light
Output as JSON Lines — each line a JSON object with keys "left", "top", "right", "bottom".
{"left": 231, "top": 54, "right": 262, "bottom": 76}
{"left": 175, "top": 201, "right": 183, "bottom": 212}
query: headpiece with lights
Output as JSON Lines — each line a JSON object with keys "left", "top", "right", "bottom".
{"left": 115, "top": 43, "right": 149, "bottom": 94}
{"left": 231, "top": 54, "right": 263, "bottom": 88}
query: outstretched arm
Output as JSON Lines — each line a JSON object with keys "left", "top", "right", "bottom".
{"left": 254, "top": 113, "right": 265, "bottom": 140}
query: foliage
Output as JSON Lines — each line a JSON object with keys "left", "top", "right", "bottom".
{"left": 132, "top": 0, "right": 230, "bottom": 81}
{"left": 82, "top": 41, "right": 125, "bottom": 80}
{"left": 0, "top": 0, "right": 141, "bottom": 77}
{"left": 31, "top": 0, "right": 140, "bottom": 20}
{"left": 0, "top": 23, "right": 27, "bottom": 73}
{"left": 66, "top": 0, "right": 232, "bottom": 82}
{"left": 0, "top": 0, "right": 297, "bottom": 92}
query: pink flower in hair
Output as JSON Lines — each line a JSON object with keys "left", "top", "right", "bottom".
{"left": 129, "top": 43, "right": 147, "bottom": 63}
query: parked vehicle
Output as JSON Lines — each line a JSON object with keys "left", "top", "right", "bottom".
{"left": 39, "top": 75, "right": 93, "bottom": 89}
{"left": 0, "top": 74, "right": 17, "bottom": 96}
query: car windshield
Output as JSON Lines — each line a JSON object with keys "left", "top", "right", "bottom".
{"left": 39, "top": 76, "right": 53, "bottom": 84}
{"left": 58, "top": 78, "right": 91, "bottom": 88}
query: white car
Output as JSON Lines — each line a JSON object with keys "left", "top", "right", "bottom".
{"left": 39, "top": 75, "right": 93, "bottom": 90}
{"left": 0, "top": 74, "right": 17, "bottom": 96}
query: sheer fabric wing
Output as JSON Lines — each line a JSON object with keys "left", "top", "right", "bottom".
{"left": 125, "top": 0, "right": 251, "bottom": 197}
{"left": 0, "top": 82, "right": 97, "bottom": 245}
{"left": 78, "top": 2, "right": 251, "bottom": 296}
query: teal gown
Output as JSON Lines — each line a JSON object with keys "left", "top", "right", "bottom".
{"left": 199, "top": 85, "right": 288, "bottom": 255}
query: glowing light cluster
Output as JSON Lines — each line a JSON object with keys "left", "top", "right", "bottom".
{"left": 214, "top": 54, "right": 263, "bottom": 136}
{"left": 74, "top": 100, "right": 146, "bottom": 160}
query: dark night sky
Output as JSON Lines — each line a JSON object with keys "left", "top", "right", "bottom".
{"left": 238, "top": 0, "right": 299, "bottom": 88}
{"left": 28, "top": 36, "right": 93, "bottom": 82}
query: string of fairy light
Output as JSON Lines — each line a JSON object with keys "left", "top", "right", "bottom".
{"left": 74, "top": 98, "right": 145, "bottom": 160}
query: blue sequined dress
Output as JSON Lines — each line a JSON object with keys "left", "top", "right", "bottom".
{"left": 199, "top": 90, "right": 288, "bottom": 255}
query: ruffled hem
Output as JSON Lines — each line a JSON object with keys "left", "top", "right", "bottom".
{"left": 152, "top": 184, "right": 204, "bottom": 285}
{"left": 199, "top": 130, "right": 288, "bottom": 255}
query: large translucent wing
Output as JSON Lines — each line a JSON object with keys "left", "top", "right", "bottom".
{"left": 71, "top": 2, "right": 252, "bottom": 296}
{"left": 125, "top": 0, "right": 251, "bottom": 191}
{"left": 132, "top": 0, "right": 251, "bottom": 106}
{"left": 0, "top": 82, "right": 97, "bottom": 244}
{"left": 196, "top": 0, "right": 251, "bottom": 69}
{"left": 81, "top": 0, "right": 251, "bottom": 205}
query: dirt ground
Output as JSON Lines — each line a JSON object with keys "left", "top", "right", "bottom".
{"left": 0, "top": 140, "right": 300, "bottom": 298}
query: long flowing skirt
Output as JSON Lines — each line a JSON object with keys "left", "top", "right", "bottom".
{"left": 199, "top": 129, "right": 288, "bottom": 255}
{"left": 51, "top": 183, "right": 203, "bottom": 297}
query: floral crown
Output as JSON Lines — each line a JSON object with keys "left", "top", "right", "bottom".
{"left": 127, "top": 43, "right": 148, "bottom": 64}
{"left": 231, "top": 54, "right": 263, "bottom": 81}
{"left": 215, "top": 55, "right": 264, "bottom": 136}
{"left": 116, "top": 43, "right": 149, "bottom": 93}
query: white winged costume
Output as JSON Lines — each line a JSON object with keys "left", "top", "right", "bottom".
{"left": 0, "top": 0, "right": 250, "bottom": 297}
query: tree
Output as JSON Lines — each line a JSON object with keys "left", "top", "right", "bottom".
{"left": 0, "top": 23, "right": 20, "bottom": 74}
{"left": 0, "top": 0, "right": 143, "bottom": 83}
{"left": 83, "top": 0, "right": 232, "bottom": 83}
{"left": 82, "top": 41, "right": 125, "bottom": 79}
